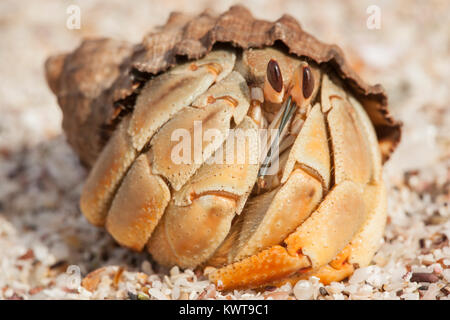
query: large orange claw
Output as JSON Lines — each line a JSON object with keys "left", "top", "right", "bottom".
{"left": 210, "top": 245, "right": 310, "bottom": 290}
{"left": 210, "top": 180, "right": 366, "bottom": 290}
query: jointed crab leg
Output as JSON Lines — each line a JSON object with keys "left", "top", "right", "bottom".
{"left": 80, "top": 115, "right": 137, "bottom": 226}
{"left": 80, "top": 50, "right": 236, "bottom": 227}
{"left": 106, "top": 71, "right": 251, "bottom": 250}
{"left": 284, "top": 183, "right": 387, "bottom": 285}
{"left": 210, "top": 180, "right": 366, "bottom": 290}
{"left": 147, "top": 117, "right": 260, "bottom": 268}
{"left": 129, "top": 50, "right": 236, "bottom": 151}
{"left": 105, "top": 153, "right": 170, "bottom": 250}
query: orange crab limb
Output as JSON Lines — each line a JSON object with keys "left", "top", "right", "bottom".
{"left": 307, "top": 264, "right": 355, "bottom": 285}
{"left": 210, "top": 181, "right": 367, "bottom": 290}
{"left": 210, "top": 245, "right": 310, "bottom": 290}
{"left": 273, "top": 183, "right": 387, "bottom": 287}
{"left": 105, "top": 154, "right": 170, "bottom": 251}
{"left": 275, "top": 263, "right": 355, "bottom": 288}
{"left": 306, "top": 245, "right": 355, "bottom": 285}
{"left": 310, "top": 245, "right": 355, "bottom": 284}
{"left": 276, "top": 245, "right": 355, "bottom": 287}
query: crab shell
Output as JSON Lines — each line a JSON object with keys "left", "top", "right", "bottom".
{"left": 45, "top": 6, "right": 401, "bottom": 290}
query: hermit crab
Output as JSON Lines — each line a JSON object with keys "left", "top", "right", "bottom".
{"left": 45, "top": 6, "right": 401, "bottom": 290}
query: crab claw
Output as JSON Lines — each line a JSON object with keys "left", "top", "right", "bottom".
{"left": 209, "top": 180, "right": 367, "bottom": 290}
{"left": 269, "top": 246, "right": 355, "bottom": 288}
{"left": 210, "top": 245, "right": 310, "bottom": 290}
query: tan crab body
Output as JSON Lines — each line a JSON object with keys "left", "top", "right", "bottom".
{"left": 45, "top": 6, "right": 401, "bottom": 291}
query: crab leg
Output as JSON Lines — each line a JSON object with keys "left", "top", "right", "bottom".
{"left": 148, "top": 194, "right": 239, "bottom": 268}
{"left": 105, "top": 72, "right": 251, "bottom": 250}
{"left": 149, "top": 72, "right": 250, "bottom": 191}
{"left": 80, "top": 115, "right": 137, "bottom": 226}
{"left": 105, "top": 154, "right": 170, "bottom": 250}
{"left": 129, "top": 50, "right": 236, "bottom": 151}
{"left": 281, "top": 103, "right": 331, "bottom": 189}
{"left": 147, "top": 117, "right": 260, "bottom": 268}
{"left": 209, "top": 180, "right": 366, "bottom": 290}
{"left": 80, "top": 50, "right": 235, "bottom": 226}
{"left": 283, "top": 183, "right": 386, "bottom": 285}
{"left": 325, "top": 74, "right": 374, "bottom": 185}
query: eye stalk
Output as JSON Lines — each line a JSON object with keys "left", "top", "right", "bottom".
{"left": 259, "top": 61, "right": 315, "bottom": 178}
{"left": 263, "top": 59, "right": 285, "bottom": 103}
{"left": 290, "top": 62, "right": 314, "bottom": 107}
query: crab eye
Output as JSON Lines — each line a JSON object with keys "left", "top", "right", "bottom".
{"left": 289, "top": 63, "right": 314, "bottom": 107}
{"left": 267, "top": 59, "right": 283, "bottom": 93}
{"left": 302, "top": 66, "right": 314, "bottom": 99}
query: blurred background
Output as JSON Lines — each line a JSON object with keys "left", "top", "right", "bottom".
{"left": 0, "top": 0, "right": 448, "bottom": 299}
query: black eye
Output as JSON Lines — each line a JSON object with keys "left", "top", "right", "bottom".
{"left": 267, "top": 59, "right": 283, "bottom": 93}
{"left": 302, "top": 66, "right": 314, "bottom": 99}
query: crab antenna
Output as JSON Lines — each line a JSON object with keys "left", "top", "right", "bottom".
{"left": 259, "top": 62, "right": 315, "bottom": 177}
{"left": 258, "top": 96, "right": 297, "bottom": 177}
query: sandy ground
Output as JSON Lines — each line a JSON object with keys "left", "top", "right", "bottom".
{"left": 0, "top": 0, "right": 448, "bottom": 300}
